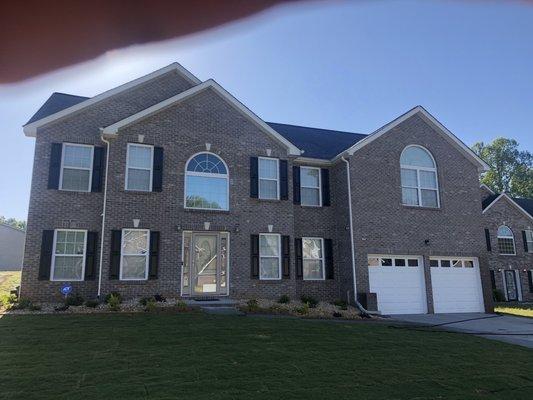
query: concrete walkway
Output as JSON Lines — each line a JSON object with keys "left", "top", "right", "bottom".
{"left": 392, "top": 313, "right": 533, "bottom": 348}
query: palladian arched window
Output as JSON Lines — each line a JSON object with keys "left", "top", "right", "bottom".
{"left": 497, "top": 225, "right": 516, "bottom": 255}
{"left": 185, "top": 152, "right": 229, "bottom": 210}
{"left": 400, "top": 145, "right": 439, "bottom": 208}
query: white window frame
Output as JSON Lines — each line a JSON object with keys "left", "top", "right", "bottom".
{"left": 258, "top": 157, "right": 280, "bottom": 200}
{"left": 300, "top": 166, "right": 322, "bottom": 207}
{"left": 400, "top": 145, "right": 440, "bottom": 208}
{"left": 525, "top": 230, "right": 533, "bottom": 253}
{"left": 368, "top": 255, "right": 422, "bottom": 268}
{"left": 125, "top": 143, "right": 154, "bottom": 192}
{"left": 259, "top": 233, "right": 281, "bottom": 280}
{"left": 302, "top": 237, "right": 325, "bottom": 281}
{"left": 497, "top": 225, "right": 516, "bottom": 255}
{"left": 184, "top": 152, "right": 230, "bottom": 211}
{"left": 119, "top": 228, "right": 150, "bottom": 281}
{"left": 59, "top": 143, "right": 94, "bottom": 192}
{"left": 429, "top": 257, "right": 477, "bottom": 268}
{"left": 50, "top": 229, "right": 87, "bottom": 282}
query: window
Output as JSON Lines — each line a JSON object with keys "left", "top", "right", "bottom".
{"left": 303, "top": 237, "right": 324, "bottom": 280}
{"left": 400, "top": 145, "right": 439, "bottom": 208}
{"left": 126, "top": 144, "right": 153, "bottom": 191}
{"left": 430, "top": 257, "right": 476, "bottom": 268}
{"left": 259, "top": 234, "right": 281, "bottom": 280}
{"left": 51, "top": 229, "right": 86, "bottom": 281}
{"left": 300, "top": 167, "right": 321, "bottom": 206}
{"left": 258, "top": 157, "right": 279, "bottom": 200}
{"left": 60, "top": 144, "right": 93, "bottom": 191}
{"left": 526, "top": 230, "right": 533, "bottom": 253}
{"left": 185, "top": 153, "right": 229, "bottom": 210}
{"left": 497, "top": 226, "right": 516, "bottom": 255}
{"left": 368, "top": 256, "right": 421, "bottom": 268}
{"left": 120, "top": 229, "right": 149, "bottom": 280}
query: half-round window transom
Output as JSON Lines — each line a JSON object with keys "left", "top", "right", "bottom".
{"left": 400, "top": 146, "right": 435, "bottom": 168}
{"left": 187, "top": 153, "right": 227, "bottom": 175}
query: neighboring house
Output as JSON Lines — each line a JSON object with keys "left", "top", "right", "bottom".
{"left": 20, "top": 63, "right": 493, "bottom": 315}
{"left": 481, "top": 185, "right": 533, "bottom": 302}
{"left": 0, "top": 224, "right": 25, "bottom": 271}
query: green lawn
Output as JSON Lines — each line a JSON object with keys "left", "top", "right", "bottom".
{"left": 0, "top": 271, "right": 20, "bottom": 297}
{"left": 0, "top": 313, "right": 531, "bottom": 399}
{"left": 495, "top": 302, "right": 533, "bottom": 318}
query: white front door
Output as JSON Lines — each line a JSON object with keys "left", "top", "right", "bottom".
{"left": 368, "top": 255, "right": 427, "bottom": 315}
{"left": 430, "top": 257, "right": 484, "bottom": 313}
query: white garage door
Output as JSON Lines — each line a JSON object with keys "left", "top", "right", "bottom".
{"left": 430, "top": 257, "right": 484, "bottom": 313}
{"left": 368, "top": 255, "right": 427, "bottom": 315}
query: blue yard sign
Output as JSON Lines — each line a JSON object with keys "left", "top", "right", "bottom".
{"left": 60, "top": 283, "right": 73, "bottom": 296}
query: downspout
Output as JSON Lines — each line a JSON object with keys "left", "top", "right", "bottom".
{"left": 97, "top": 132, "right": 111, "bottom": 299}
{"left": 341, "top": 156, "right": 370, "bottom": 317}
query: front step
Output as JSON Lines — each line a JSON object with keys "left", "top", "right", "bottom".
{"left": 183, "top": 298, "right": 239, "bottom": 308}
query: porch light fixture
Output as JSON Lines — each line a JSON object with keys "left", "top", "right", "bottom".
{"left": 133, "top": 218, "right": 140, "bottom": 228}
{"left": 424, "top": 239, "right": 430, "bottom": 246}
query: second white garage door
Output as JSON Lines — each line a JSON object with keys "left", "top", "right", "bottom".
{"left": 430, "top": 257, "right": 485, "bottom": 313}
{"left": 368, "top": 255, "right": 427, "bottom": 315}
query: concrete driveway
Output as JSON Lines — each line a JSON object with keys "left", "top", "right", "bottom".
{"left": 392, "top": 313, "right": 533, "bottom": 348}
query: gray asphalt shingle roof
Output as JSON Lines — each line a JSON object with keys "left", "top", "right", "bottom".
{"left": 25, "top": 93, "right": 89, "bottom": 125}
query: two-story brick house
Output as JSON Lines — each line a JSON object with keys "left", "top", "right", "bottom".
{"left": 20, "top": 63, "right": 494, "bottom": 314}
{"left": 481, "top": 185, "right": 533, "bottom": 302}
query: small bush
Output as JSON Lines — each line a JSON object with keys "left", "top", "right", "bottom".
{"left": 176, "top": 300, "right": 188, "bottom": 311}
{"left": 84, "top": 300, "right": 99, "bottom": 308}
{"left": 12, "top": 298, "right": 32, "bottom": 310}
{"left": 296, "top": 302, "right": 309, "bottom": 315}
{"left": 54, "top": 305, "right": 69, "bottom": 312}
{"left": 269, "top": 304, "right": 283, "bottom": 313}
{"left": 139, "top": 296, "right": 155, "bottom": 306}
{"left": 300, "top": 295, "right": 318, "bottom": 308}
{"left": 333, "top": 311, "right": 343, "bottom": 318}
{"left": 29, "top": 304, "right": 42, "bottom": 311}
{"left": 105, "top": 292, "right": 122, "bottom": 304}
{"left": 108, "top": 294, "right": 121, "bottom": 311}
{"left": 278, "top": 295, "right": 290, "bottom": 304}
{"left": 247, "top": 299, "right": 259, "bottom": 312}
{"left": 493, "top": 289, "right": 505, "bottom": 302}
{"left": 65, "top": 294, "right": 84, "bottom": 307}
{"left": 145, "top": 299, "right": 157, "bottom": 312}
{"left": 333, "top": 299, "right": 348, "bottom": 310}
{"left": 154, "top": 294, "right": 166, "bottom": 303}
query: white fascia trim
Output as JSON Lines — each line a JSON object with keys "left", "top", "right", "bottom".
{"left": 102, "top": 79, "right": 302, "bottom": 156}
{"left": 23, "top": 63, "right": 201, "bottom": 137}
{"left": 480, "top": 184, "right": 495, "bottom": 194}
{"left": 332, "top": 106, "right": 490, "bottom": 171}
{"left": 293, "top": 157, "right": 332, "bottom": 166}
{"left": 482, "top": 193, "right": 533, "bottom": 221}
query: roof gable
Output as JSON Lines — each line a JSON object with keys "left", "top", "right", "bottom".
{"left": 482, "top": 192, "right": 533, "bottom": 221}
{"left": 23, "top": 63, "right": 200, "bottom": 137}
{"left": 336, "top": 106, "right": 489, "bottom": 171}
{"left": 101, "top": 80, "right": 301, "bottom": 156}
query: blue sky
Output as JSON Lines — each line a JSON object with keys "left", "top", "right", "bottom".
{"left": 1, "top": 0, "right": 532, "bottom": 220}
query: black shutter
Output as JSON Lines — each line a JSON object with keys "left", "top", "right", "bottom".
{"left": 38, "top": 230, "right": 54, "bottom": 280}
{"left": 48, "top": 143, "right": 62, "bottom": 189}
{"left": 279, "top": 160, "right": 288, "bottom": 200}
{"left": 293, "top": 166, "right": 301, "bottom": 205}
{"left": 490, "top": 270, "right": 496, "bottom": 290}
{"left": 522, "top": 231, "right": 529, "bottom": 253}
{"left": 152, "top": 147, "right": 163, "bottom": 192}
{"left": 250, "top": 157, "right": 258, "bottom": 198}
{"left": 282, "top": 235, "right": 290, "bottom": 278}
{"left": 251, "top": 235, "right": 259, "bottom": 278}
{"left": 91, "top": 146, "right": 104, "bottom": 192}
{"left": 109, "top": 230, "right": 122, "bottom": 280}
{"left": 484, "top": 229, "right": 492, "bottom": 252}
{"left": 84, "top": 231, "right": 97, "bottom": 280}
{"left": 149, "top": 231, "right": 160, "bottom": 279}
{"left": 528, "top": 270, "right": 533, "bottom": 293}
{"left": 321, "top": 168, "right": 330, "bottom": 206}
{"left": 324, "top": 238, "right": 334, "bottom": 279}
{"left": 295, "top": 238, "right": 303, "bottom": 279}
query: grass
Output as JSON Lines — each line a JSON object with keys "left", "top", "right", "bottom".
{"left": 0, "top": 271, "right": 20, "bottom": 297}
{"left": 495, "top": 302, "right": 533, "bottom": 318}
{"left": 0, "top": 313, "right": 532, "bottom": 399}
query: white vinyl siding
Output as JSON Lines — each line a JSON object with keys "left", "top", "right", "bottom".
{"left": 60, "top": 144, "right": 93, "bottom": 192}
{"left": 126, "top": 143, "right": 153, "bottom": 191}
{"left": 120, "top": 229, "right": 150, "bottom": 280}
{"left": 51, "top": 229, "right": 87, "bottom": 281}
{"left": 258, "top": 157, "right": 279, "bottom": 200}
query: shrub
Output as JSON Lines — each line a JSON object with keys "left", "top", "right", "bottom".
{"left": 139, "top": 296, "right": 155, "bottom": 306}
{"left": 333, "top": 299, "right": 348, "bottom": 310}
{"left": 12, "top": 298, "right": 32, "bottom": 310}
{"left": 145, "top": 299, "right": 157, "bottom": 312}
{"left": 0, "top": 294, "right": 17, "bottom": 308}
{"left": 493, "top": 289, "right": 505, "bottom": 302}
{"left": 65, "top": 294, "right": 84, "bottom": 307}
{"left": 176, "top": 300, "right": 188, "bottom": 311}
{"left": 300, "top": 295, "right": 318, "bottom": 308}
{"left": 85, "top": 300, "right": 99, "bottom": 308}
{"left": 29, "top": 304, "right": 42, "bottom": 311}
{"left": 105, "top": 292, "right": 122, "bottom": 304}
{"left": 54, "top": 305, "right": 69, "bottom": 312}
{"left": 247, "top": 299, "right": 259, "bottom": 312}
{"left": 296, "top": 302, "right": 309, "bottom": 315}
{"left": 278, "top": 295, "right": 290, "bottom": 304}
{"left": 269, "top": 304, "right": 283, "bottom": 313}
{"left": 154, "top": 294, "right": 166, "bottom": 303}
{"left": 108, "top": 294, "right": 121, "bottom": 311}
{"left": 333, "top": 311, "right": 343, "bottom": 318}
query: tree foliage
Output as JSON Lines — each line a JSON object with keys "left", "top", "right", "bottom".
{"left": 0, "top": 216, "right": 26, "bottom": 230}
{"left": 472, "top": 138, "right": 533, "bottom": 198}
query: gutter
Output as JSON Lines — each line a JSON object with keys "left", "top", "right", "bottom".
{"left": 341, "top": 156, "right": 370, "bottom": 318}
{"left": 97, "top": 131, "right": 111, "bottom": 299}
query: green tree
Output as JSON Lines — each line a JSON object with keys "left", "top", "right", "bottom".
{"left": 472, "top": 138, "right": 533, "bottom": 198}
{"left": 0, "top": 216, "right": 26, "bottom": 230}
